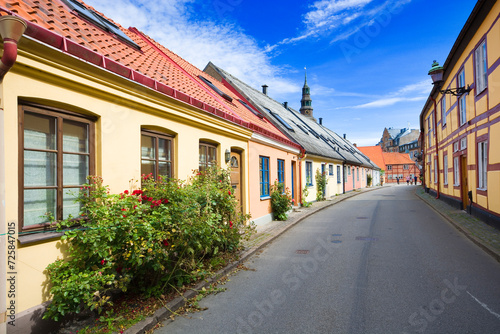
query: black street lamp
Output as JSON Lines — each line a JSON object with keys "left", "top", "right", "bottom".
{"left": 428, "top": 60, "right": 471, "bottom": 96}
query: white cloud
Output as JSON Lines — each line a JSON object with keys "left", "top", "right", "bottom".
{"left": 271, "top": 0, "right": 412, "bottom": 47}
{"left": 83, "top": 0, "right": 299, "bottom": 96}
{"left": 350, "top": 96, "right": 425, "bottom": 108}
{"left": 333, "top": 78, "right": 428, "bottom": 109}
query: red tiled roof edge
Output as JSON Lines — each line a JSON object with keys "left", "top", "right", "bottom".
{"left": 2, "top": 8, "right": 249, "bottom": 128}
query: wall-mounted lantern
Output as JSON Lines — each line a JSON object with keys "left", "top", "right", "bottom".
{"left": 225, "top": 149, "right": 231, "bottom": 164}
{"left": 428, "top": 60, "right": 471, "bottom": 96}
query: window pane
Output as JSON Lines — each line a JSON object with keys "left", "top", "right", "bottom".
{"left": 63, "top": 120, "right": 88, "bottom": 153}
{"left": 141, "top": 160, "right": 155, "bottom": 177}
{"left": 159, "top": 138, "right": 171, "bottom": 161}
{"left": 199, "top": 145, "right": 207, "bottom": 166}
{"left": 63, "top": 188, "right": 82, "bottom": 219}
{"left": 141, "top": 135, "right": 155, "bottom": 159}
{"left": 24, "top": 188, "right": 56, "bottom": 226}
{"left": 24, "top": 112, "right": 56, "bottom": 150}
{"left": 208, "top": 147, "right": 217, "bottom": 165}
{"left": 63, "top": 154, "right": 89, "bottom": 186}
{"left": 24, "top": 151, "right": 57, "bottom": 186}
{"left": 159, "top": 162, "right": 171, "bottom": 178}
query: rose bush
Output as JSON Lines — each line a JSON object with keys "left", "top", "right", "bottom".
{"left": 270, "top": 181, "right": 293, "bottom": 221}
{"left": 44, "top": 167, "right": 252, "bottom": 321}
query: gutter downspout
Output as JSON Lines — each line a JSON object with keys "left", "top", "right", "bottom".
{"left": 430, "top": 96, "right": 440, "bottom": 199}
{"left": 298, "top": 148, "right": 305, "bottom": 206}
{"left": 0, "top": 15, "right": 27, "bottom": 82}
{"left": 342, "top": 162, "right": 346, "bottom": 194}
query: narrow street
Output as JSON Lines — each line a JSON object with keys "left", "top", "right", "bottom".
{"left": 156, "top": 186, "right": 500, "bottom": 334}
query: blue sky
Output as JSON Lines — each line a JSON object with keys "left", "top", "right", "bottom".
{"left": 85, "top": 0, "right": 477, "bottom": 146}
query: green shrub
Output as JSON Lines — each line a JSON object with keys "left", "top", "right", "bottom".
{"left": 301, "top": 185, "right": 311, "bottom": 207}
{"left": 315, "top": 169, "right": 327, "bottom": 201}
{"left": 367, "top": 174, "right": 372, "bottom": 187}
{"left": 43, "top": 167, "right": 252, "bottom": 321}
{"left": 270, "top": 181, "right": 293, "bottom": 221}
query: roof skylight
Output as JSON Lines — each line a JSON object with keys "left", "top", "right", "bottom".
{"left": 62, "top": 0, "right": 140, "bottom": 49}
{"left": 269, "top": 111, "right": 294, "bottom": 131}
{"left": 198, "top": 75, "right": 233, "bottom": 102}
{"left": 239, "top": 99, "right": 263, "bottom": 118}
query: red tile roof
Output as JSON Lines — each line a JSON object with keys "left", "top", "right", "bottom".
{"left": 382, "top": 152, "right": 415, "bottom": 165}
{"left": 357, "top": 146, "right": 385, "bottom": 170}
{"left": 0, "top": 0, "right": 300, "bottom": 149}
{"left": 358, "top": 146, "right": 415, "bottom": 169}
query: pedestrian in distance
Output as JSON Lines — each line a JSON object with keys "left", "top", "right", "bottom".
{"left": 406, "top": 175, "right": 410, "bottom": 185}
{"left": 396, "top": 176, "right": 399, "bottom": 185}
{"left": 414, "top": 175, "right": 418, "bottom": 185}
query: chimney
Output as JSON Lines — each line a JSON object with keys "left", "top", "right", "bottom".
{"left": 262, "top": 84, "right": 268, "bottom": 95}
{"left": 319, "top": 117, "right": 323, "bottom": 125}
{"left": 343, "top": 134, "right": 346, "bottom": 139}
{"left": 283, "top": 101, "right": 288, "bottom": 109}
{"left": 353, "top": 143, "right": 357, "bottom": 147}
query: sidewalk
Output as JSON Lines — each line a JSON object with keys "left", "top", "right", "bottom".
{"left": 125, "top": 186, "right": 378, "bottom": 333}
{"left": 415, "top": 187, "right": 500, "bottom": 262}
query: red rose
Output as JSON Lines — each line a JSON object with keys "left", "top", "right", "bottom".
{"left": 229, "top": 221, "right": 233, "bottom": 229}
{"left": 101, "top": 259, "right": 106, "bottom": 265}
{"left": 162, "top": 239, "right": 169, "bottom": 247}
{"left": 124, "top": 190, "right": 129, "bottom": 194}
{"left": 121, "top": 208, "right": 127, "bottom": 211}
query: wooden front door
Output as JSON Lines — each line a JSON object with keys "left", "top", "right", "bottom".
{"left": 460, "top": 155, "right": 468, "bottom": 210}
{"left": 230, "top": 151, "right": 242, "bottom": 208}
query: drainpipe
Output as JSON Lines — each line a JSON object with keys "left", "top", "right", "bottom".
{"left": 430, "top": 96, "right": 440, "bottom": 199}
{"left": 298, "top": 148, "right": 305, "bottom": 205}
{"left": 0, "top": 15, "right": 27, "bottom": 82}
{"left": 342, "top": 162, "right": 346, "bottom": 194}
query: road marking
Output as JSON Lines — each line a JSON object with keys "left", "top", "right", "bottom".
{"left": 467, "top": 291, "right": 500, "bottom": 320}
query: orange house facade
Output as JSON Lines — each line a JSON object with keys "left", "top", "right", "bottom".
{"left": 421, "top": 0, "right": 500, "bottom": 228}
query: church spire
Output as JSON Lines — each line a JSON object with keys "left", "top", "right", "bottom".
{"left": 300, "top": 67, "right": 313, "bottom": 118}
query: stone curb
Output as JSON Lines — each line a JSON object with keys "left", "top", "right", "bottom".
{"left": 123, "top": 187, "right": 380, "bottom": 333}
{"left": 415, "top": 189, "right": 500, "bottom": 263}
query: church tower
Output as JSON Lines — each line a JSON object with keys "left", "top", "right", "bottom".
{"left": 300, "top": 68, "right": 313, "bottom": 118}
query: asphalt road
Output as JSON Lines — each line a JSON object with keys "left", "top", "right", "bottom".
{"left": 156, "top": 186, "right": 500, "bottom": 334}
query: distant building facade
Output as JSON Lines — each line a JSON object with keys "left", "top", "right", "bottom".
{"left": 379, "top": 127, "right": 420, "bottom": 153}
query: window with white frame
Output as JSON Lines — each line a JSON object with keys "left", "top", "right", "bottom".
{"left": 453, "top": 142, "right": 459, "bottom": 152}
{"left": 441, "top": 97, "right": 446, "bottom": 126}
{"left": 458, "top": 69, "right": 467, "bottom": 126}
{"left": 443, "top": 155, "right": 448, "bottom": 185}
{"left": 387, "top": 165, "right": 392, "bottom": 171}
{"left": 454, "top": 157, "right": 460, "bottom": 186}
{"left": 478, "top": 141, "right": 488, "bottom": 189}
{"left": 460, "top": 137, "right": 467, "bottom": 150}
{"left": 475, "top": 40, "right": 487, "bottom": 93}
